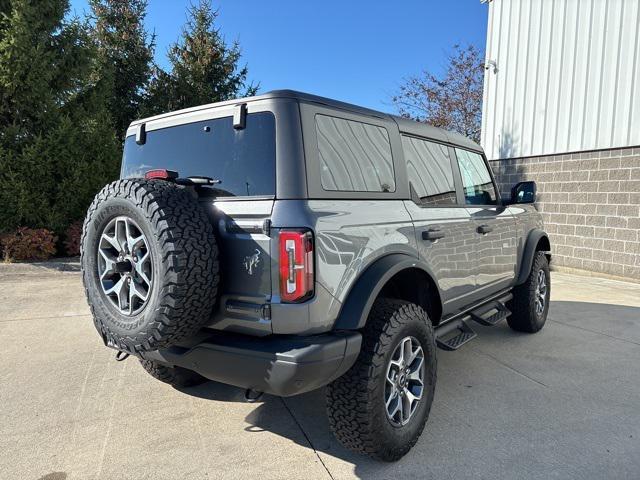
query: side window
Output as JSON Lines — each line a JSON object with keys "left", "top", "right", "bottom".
{"left": 316, "top": 115, "right": 395, "bottom": 192}
{"left": 455, "top": 149, "right": 497, "bottom": 205}
{"left": 401, "top": 136, "right": 457, "bottom": 206}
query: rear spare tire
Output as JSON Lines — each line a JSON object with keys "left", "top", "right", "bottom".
{"left": 81, "top": 179, "right": 220, "bottom": 354}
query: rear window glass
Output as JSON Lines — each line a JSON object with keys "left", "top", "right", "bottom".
{"left": 316, "top": 115, "right": 395, "bottom": 192}
{"left": 122, "top": 112, "right": 276, "bottom": 197}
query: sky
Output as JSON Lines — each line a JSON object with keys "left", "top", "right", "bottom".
{"left": 68, "top": 0, "right": 488, "bottom": 113}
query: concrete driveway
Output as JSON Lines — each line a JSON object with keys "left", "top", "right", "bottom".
{"left": 0, "top": 261, "right": 639, "bottom": 480}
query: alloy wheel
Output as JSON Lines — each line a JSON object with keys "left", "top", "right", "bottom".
{"left": 97, "top": 216, "right": 152, "bottom": 315}
{"left": 384, "top": 336, "right": 425, "bottom": 427}
{"left": 534, "top": 269, "right": 547, "bottom": 316}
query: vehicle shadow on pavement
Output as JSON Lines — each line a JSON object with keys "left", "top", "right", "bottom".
{"left": 176, "top": 300, "right": 640, "bottom": 479}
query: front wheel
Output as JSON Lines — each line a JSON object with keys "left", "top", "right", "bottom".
{"left": 507, "top": 251, "right": 550, "bottom": 333}
{"left": 326, "top": 299, "right": 437, "bottom": 462}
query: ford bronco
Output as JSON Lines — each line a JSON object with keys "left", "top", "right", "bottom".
{"left": 81, "top": 90, "right": 551, "bottom": 461}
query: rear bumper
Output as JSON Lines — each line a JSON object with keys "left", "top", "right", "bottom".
{"left": 142, "top": 330, "right": 362, "bottom": 397}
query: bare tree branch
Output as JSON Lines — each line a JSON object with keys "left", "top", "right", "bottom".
{"left": 391, "top": 44, "right": 484, "bottom": 143}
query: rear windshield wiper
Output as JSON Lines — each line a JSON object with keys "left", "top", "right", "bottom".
{"left": 143, "top": 170, "right": 232, "bottom": 196}
{"left": 176, "top": 176, "right": 221, "bottom": 186}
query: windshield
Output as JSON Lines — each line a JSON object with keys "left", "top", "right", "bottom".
{"left": 122, "top": 112, "right": 276, "bottom": 197}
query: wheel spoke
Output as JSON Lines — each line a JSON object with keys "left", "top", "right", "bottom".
{"left": 405, "top": 389, "right": 417, "bottom": 408}
{"left": 128, "top": 234, "right": 144, "bottom": 252}
{"left": 386, "top": 387, "right": 397, "bottom": 408}
{"left": 130, "top": 279, "right": 149, "bottom": 302}
{"left": 396, "top": 393, "right": 404, "bottom": 421}
{"left": 408, "top": 357, "right": 424, "bottom": 382}
{"left": 386, "top": 365, "right": 397, "bottom": 385}
{"left": 99, "top": 254, "right": 116, "bottom": 280}
{"left": 408, "top": 384, "right": 423, "bottom": 402}
{"left": 105, "top": 277, "right": 127, "bottom": 310}
{"left": 388, "top": 395, "right": 401, "bottom": 419}
{"left": 401, "top": 337, "right": 413, "bottom": 365}
{"left": 398, "top": 339, "right": 406, "bottom": 365}
{"left": 135, "top": 251, "right": 152, "bottom": 287}
{"left": 407, "top": 343, "right": 422, "bottom": 367}
{"left": 115, "top": 219, "right": 128, "bottom": 251}
{"left": 101, "top": 232, "right": 121, "bottom": 252}
{"left": 104, "top": 276, "right": 124, "bottom": 296}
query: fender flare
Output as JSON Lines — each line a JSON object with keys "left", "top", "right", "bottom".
{"left": 333, "top": 253, "right": 442, "bottom": 331}
{"left": 515, "top": 229, "right": 551, "bottom": 285}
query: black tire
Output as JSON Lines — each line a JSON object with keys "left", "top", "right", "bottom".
{"left": 139, "top": 359, "right": 208, "bottom": 388}
{"left": 326, "top": 299, "right": 437, "bottom": 462}
{"left": 81, "top": 179, "right": 220, "bottom": 354}
{"left": 507, "top": 251, "right": 550, "bottom": 333}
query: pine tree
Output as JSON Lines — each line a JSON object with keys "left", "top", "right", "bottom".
{"left": 90, "top": 0, "right": 155, "bottom": 138}
{"left": 0, "top": 0, "right": 120, "bottom": 234}
{"left": 144, "top": 0, "right": 257, "bottom": 115}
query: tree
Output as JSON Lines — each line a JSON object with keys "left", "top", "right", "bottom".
{"left": 0, "top": 0, "right": 120, "bottom": 234}
{"left": 144, "top": 0, "right": 256, "bottom": 115}
{"left": 90, "top": 0, "right": 155, "bottom": 138}
{"left": 392, "top": 44, "right": 484, "bottom": 143}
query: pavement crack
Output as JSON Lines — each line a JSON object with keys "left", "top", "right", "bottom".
{"left": 95, "top": 359, "right": 127, "bottom": 478}
{"left": 550, "top": 319, "right": 640, "bottom": 346}
{"left": 0, "top": 313, "right": 89, "bottom": 324}
{"left": 280, "top": 398, "right": 335, "bottom": 480}
{"left": 477, "top": 350, "right": 549, "bottom": 388}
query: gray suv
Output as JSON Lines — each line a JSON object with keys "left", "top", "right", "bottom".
{"left": 81, "top": 90, "right": 551, "bottom": 461}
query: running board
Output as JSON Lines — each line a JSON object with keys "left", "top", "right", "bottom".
{"left": 435, "top": 319, "right": 477, "bottom": 351}
{"left": 469, "top": 294, "right": 512, "bottom": 327}
{"left": 435, "top": 293, "right": 513, "bottom": 351}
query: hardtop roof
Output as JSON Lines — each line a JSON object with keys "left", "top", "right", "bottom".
{"left": 130, "top": 89, "right": 483, "bottom": 153}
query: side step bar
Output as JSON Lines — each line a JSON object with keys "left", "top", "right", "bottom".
{"left": 469, "top": 293, "right": 513, "bottom": 326}
{"left": 435, "top": 293, "right": 513, "bottom": 351}
{"left": 435, "top": 318, "right": 477, "bottom": 351}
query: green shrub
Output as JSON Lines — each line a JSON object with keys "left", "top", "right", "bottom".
{"left": 1, "top": 227, "right": 58, "bottom": 262}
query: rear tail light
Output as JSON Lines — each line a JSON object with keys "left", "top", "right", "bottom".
{"left": 279, "top": 230, "right": 314, "bottom": 303}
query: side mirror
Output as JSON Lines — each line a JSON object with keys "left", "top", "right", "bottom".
{"left": 510, "top": 181, "right": 536, "bottom": 204}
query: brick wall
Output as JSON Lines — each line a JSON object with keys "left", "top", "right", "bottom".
{"left": 490, "top": 146, "right": 640, "bottom": 281}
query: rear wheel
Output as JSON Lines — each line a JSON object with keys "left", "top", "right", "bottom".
{"left": 326, "top": 299, "right": 437, "bottom": 462}
{"left": 139, "top": 359, "right": 207, "bottom": 388}
{"left": 507, "top": 251, "right": 550, "bottom": 333}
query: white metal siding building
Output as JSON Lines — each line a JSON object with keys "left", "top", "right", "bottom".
{"left": 481, "top": 0, "right": 640, "bottom": 282}
{"left": 482, "top": 0, "right": 640, "bottom": 160}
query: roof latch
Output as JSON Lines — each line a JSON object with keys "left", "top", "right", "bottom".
{"left": 233, "top": 103, "right": 247, "bottom": 130}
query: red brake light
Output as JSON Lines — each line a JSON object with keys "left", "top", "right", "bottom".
{"left": 279, "top": 230, "right": 314, "bottom": 303}
{"left": 144, "top": 169, "right": 178, "bottom": 180}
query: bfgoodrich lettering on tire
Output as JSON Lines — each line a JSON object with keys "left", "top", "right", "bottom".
{"left": 326, "top": 298, "right": 437, "bottom": 462}
{"left": 81, "top": 179, "right": 220, "bottom": 354}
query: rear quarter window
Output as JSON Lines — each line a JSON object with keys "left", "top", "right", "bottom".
{"left": 315, "top": 115, "right": 395, "bottom": 192}
{"left": 402, "top": 136, "right": 457, "bottom": 206}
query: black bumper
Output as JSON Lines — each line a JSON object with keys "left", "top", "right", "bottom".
{"left": 142, "top": 330, "right": 362, "bottom": 397}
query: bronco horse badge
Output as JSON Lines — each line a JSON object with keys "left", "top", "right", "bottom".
{"left": 243, "top": 249, "right": 262, "bottom": 275}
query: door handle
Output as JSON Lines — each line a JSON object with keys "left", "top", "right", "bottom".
{"left": 477, "top": 224, "right": 494, "bottom": 234}
{"left": 422, "top": 228, "right": 446, "bottom": 241}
